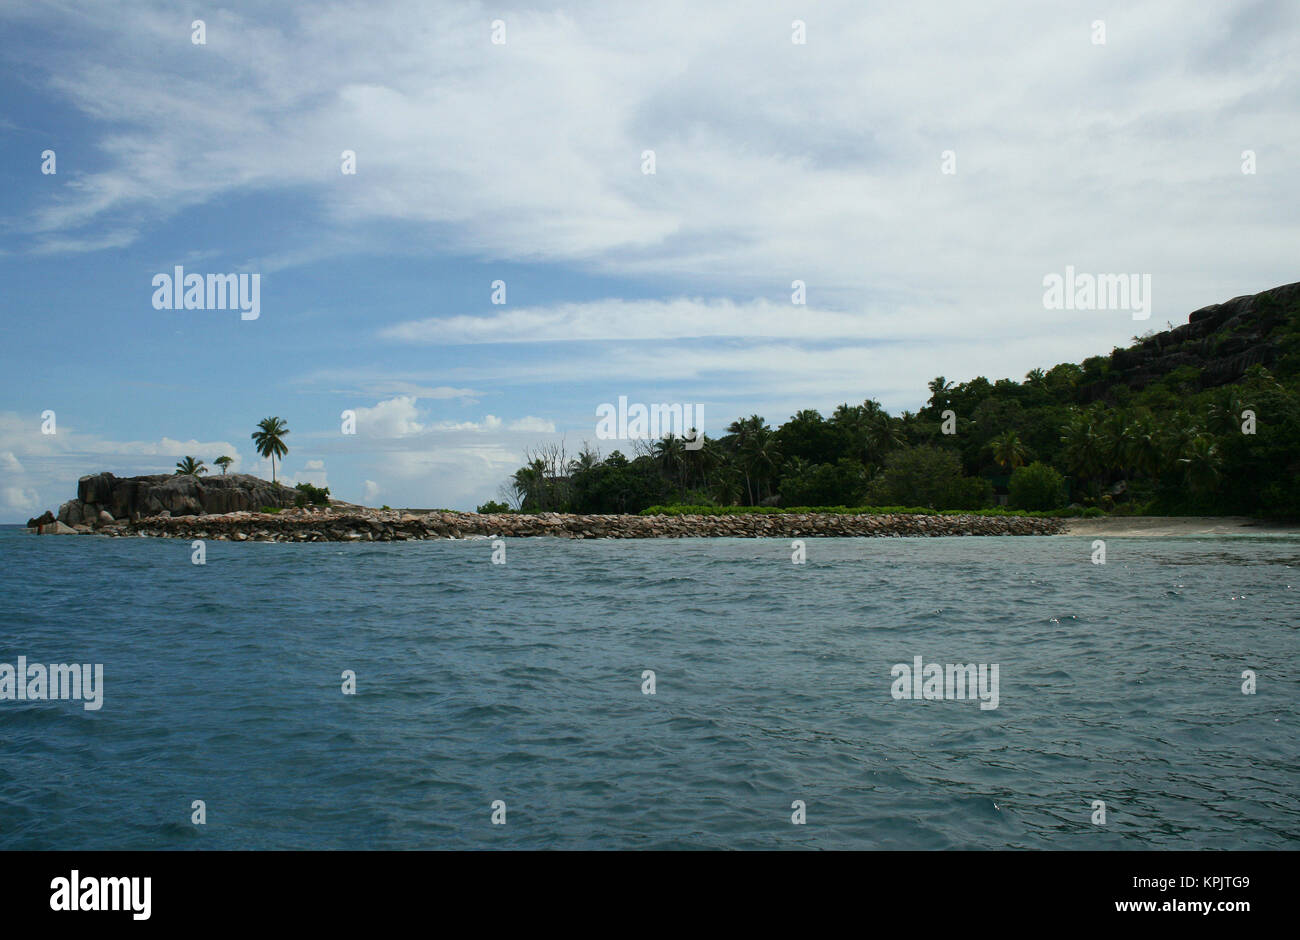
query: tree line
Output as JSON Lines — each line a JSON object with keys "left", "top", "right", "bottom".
{"left": 491, "top": 355, "right": 1300, "bottom": 518}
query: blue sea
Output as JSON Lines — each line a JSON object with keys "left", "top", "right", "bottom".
{"left": 1, "top": 526, "right": 1296, "bottom": 850}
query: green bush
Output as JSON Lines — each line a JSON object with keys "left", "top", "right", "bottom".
{"left": 476, "top": 500, "right": 513, "bottom": 514}
{"left": 1008, "top": 461, "right": 1066, "bottom": 510}
{"left": 867, "top": 445, "right": 992, "bottom": 510}
{"left": 637, "top": 504, "right": 1093, "bottom": 518}
{"left": 293, "top": 482, "right": 331, "bottom": 507}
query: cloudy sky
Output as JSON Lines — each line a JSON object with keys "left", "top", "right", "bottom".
{"left": 1, "top": 0, "right": 1296, "bottom": 519}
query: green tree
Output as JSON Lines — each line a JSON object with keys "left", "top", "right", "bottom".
{"left": 214, "top": 455, "right": 234, "bottom": 475}
{"left": 988, "top": 430, "right": 1029, "bottom": 470}
{"left": 725, "top": 415, "right": 774, "bottom": 505}
{"left": 1178, "top": 435, "right": 1223, "bottom": 495}
{"left": 1121, "top": 411, "right": 1163, "bottom": 480}
{"left": 175, "top": 456, "right": 207, "bottom": 475}
{"left": 868, "top": 444, "right": 990, "bottom": 510}
{"left": 1060, "top": 409, "right": 1104, "bottom": 497}
{"left": 1008, "top": 461, "right": 1066, "bottom": 510}
{"left": 251, "top": 417, "right": 289, "bottom": 483}
{"left": 511, "top": 458, "right": 547, "bottom": 511}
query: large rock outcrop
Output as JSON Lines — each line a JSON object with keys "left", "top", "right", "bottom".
{"left": 1093, "top": 280, "right": 1299, "bottom": 397}
{"left": 46, "top": 473, "right": 300, "bottom": 529}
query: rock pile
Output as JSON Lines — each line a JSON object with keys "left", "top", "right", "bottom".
{"left": 41, "top": 507, "right": 1066, "bottom": 540}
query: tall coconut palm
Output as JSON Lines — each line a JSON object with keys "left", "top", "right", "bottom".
{"left": 175, "top": 456, "right": 207, "bottom": 476}
{"left": 864, "top": 412, "right": 904, "bottom": 463}
{"left": 1160, "top": 418, "right": 1200, "bottom": 476}
{"left": 725, "top": 415, "right": 769, "bottom": 505}
{"left": 711, "top": 463, "right": 745, "bottom": 506}
{"left": 1206, "top": 391, "right": 1252, "bottom": 438}
{"left": 511, "top": 459, "right": 546, "bottom": 511}
{"left": 1123, "top": 412, "right": 1163, "bottom": 480}
{"left": 988, "top": 430, "right": 1028, "bottom": 471}
{"left": 739, "top": 427, "right": 781, "bottom": 504}
{"left": 1098, "top": 408, "right": 1130, "bottom": 479}
{"left": 214, "top": 455, "right": 234, "bottom": 476}
{"left": 1178, "top": 435, "right": 1223, "bottom": 495}
{"left": 251, "top": 417, "right": 289, "bottom": 483}
{"left": 927, "top": 376, "right": 954, "bottom": 413}
{"left": 1060, "top": 410, "right": 1104, "bottom": 496}
{"left": 653, "top": 434, "right": 687, "bottom": 491}
{"left": 567, "top": 446, "right": 601, "bottom": 477}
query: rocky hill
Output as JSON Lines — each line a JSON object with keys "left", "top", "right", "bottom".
{"left": 27, "top": 472, "right": 300, "bottom": 531}
{"left": 1097, "top": 280, "right": 1300, "bottom": 395}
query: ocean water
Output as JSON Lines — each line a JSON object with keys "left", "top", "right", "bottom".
{"left": 0, "top": 526, "right": 1296, "bottom": 850}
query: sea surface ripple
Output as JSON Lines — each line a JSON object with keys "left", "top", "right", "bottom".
{"left": 1, "top": 528, "right": 1296, "bottom": 849}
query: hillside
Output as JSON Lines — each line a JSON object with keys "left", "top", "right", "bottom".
{"left": 499, "top": 280, "right": 1300, "bottom": 519}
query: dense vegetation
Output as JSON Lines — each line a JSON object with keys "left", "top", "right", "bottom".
{"left": 294, "top": 482, "right": 331, "bottom": 507}
{"left": 491, "top": 283, "right": 1300, "bottom": 518}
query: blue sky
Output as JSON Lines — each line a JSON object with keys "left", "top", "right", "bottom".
{"left": 2, "top": 0, "right": 1297, "bottom": 520}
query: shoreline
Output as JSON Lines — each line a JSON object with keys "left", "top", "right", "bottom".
{"left": 29, "top": 507, "right": 1065, "bottom": 540}
{"left": 1059, "top": 516, "right": 1300, "bottom": 537}
{"left": 23, "top": 508, "right": 1300, "bottom": 541}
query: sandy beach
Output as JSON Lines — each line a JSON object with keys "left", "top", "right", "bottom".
{"left": 1060, "top": 516, "right": 1300, "bottom": 537}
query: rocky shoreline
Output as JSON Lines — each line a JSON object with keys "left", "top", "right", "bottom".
{"left": 27, "top": 505, "right": 1067, "bottom": 540}
{"left": 23, "top": 471, "right": 1067, "bottom": 540}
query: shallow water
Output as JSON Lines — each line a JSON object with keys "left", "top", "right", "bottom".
{"left": 1, "top": 528, "right": 1296, "bottom": 849}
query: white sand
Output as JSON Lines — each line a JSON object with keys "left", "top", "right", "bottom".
{"left": 1060, "top": 516, "right": 1300, "bottom": 537}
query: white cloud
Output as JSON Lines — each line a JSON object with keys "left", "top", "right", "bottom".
{"left": 10, "top": 0, "right": 1296, "bottom": 331}
{"left": 283, "top": 459, "right": 328, "bottom": 488}
{"left": 507, "top": 416, "right": 557, "bottom": 433}
{"left": 1, "top": 486, "right": 42, "bottom": 512}
{"left": 351, "top": 396, "right": 423, "bottom": 438}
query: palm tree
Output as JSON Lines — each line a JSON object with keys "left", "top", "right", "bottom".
{"left": 214, "top": 455, "right": 234, "bottom": 476}
{"left": 251, "top": 417, "right": 289, "bottom": 483}
{"left": 511, "top": 459, "right": 547, "bottom": 511}
{"left": 725, "top": 415, "right": 769, "bottom": 505}
{"left": 175, "top": 456, "right": 207, "bottom": 476}
{"left": 988, "top": 430, "right": 1028, "bottom": 471}
{"left": 1060, "top": 409, "right": 1104, "bottom": 497}
{"left": 1159, "top": 418, "right": 1200, "bottom": 477}
{"left": 864, "top": 412, "right": 904, "bottom": 463}
{"left": 711, "top": 463, "right": 745, "bottom": 506}
{"left": 567, "top": 445, "right": 601, "bottom": 477}
{"left": 927, "top": 376, "right": 955, "bottom": 414}
{"left": 653, "top": 434, "right": 687, "bottom": 492}
{"left": 1098, "top": 408, "right": 1130, "bottom": 479}
{"left": 1178, "top": 435, "right": 1223, "bottom": 495}
{"left": 1122, "top": 412, "right": 1163, "bottom": 480}
{"left": 1206, "top": 391, "right": 1252, "bottom": 437}
{"left": 740, "top": 427, "right": 781, "bottom": 503}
